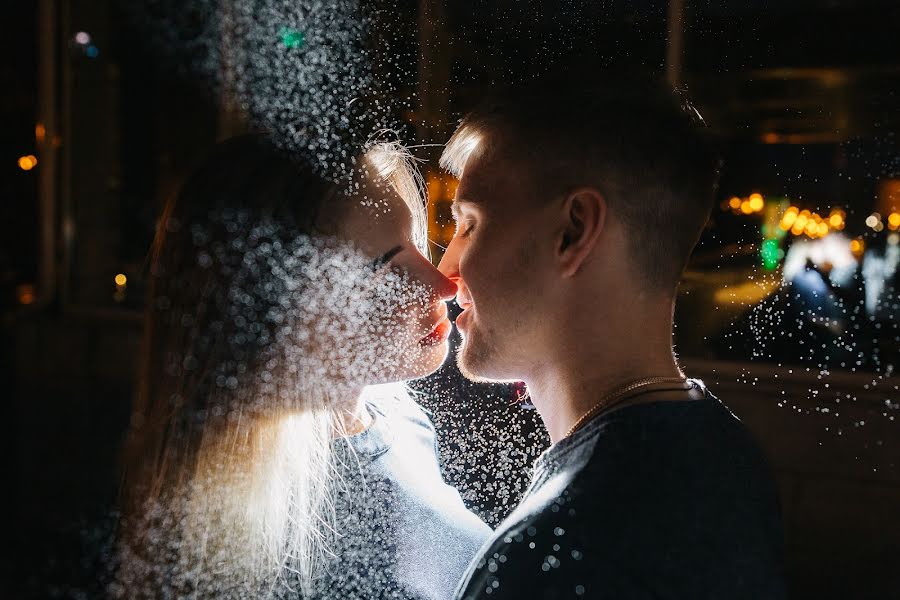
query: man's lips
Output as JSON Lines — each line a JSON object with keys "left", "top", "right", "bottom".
{"left": 454, "top": 305, "right": 472, "bottom": 333}
{"left": 456, "top": 292, "right": 473, "bottom": 309}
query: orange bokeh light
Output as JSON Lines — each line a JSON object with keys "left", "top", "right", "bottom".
{"left": 18, "top": 155, "right": 38, "bottom": 171}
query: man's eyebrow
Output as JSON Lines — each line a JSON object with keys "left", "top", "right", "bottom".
{"left": 450, "top": 198, "right": 478, "bottom": 220}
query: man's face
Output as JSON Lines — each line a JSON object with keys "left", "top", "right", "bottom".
{"left": 438, "top": 150, "right": 556, "bottom": 382}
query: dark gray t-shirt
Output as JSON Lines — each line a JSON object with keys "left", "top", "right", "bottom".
{"left": 304, "top": 392, "right": 492, "bottom": 600}
{"left": 455, "top": 379, "right": 787, "bottom": 600}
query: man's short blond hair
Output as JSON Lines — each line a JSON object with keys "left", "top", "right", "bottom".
{"left": 441, "top": 74, "right": 721, "bottom": 293}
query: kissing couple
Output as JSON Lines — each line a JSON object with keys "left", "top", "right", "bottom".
{"left": 115, "top": 75, "right": 786, "bottom": 600}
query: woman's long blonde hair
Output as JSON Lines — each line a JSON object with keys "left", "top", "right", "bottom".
{"left": 116, "top": 134, "right": 427, "bottom": 597}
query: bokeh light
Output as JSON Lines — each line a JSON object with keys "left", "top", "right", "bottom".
{"left": 18, "top": 155, "right": 38, "bottom": 171}
{"left": 16, "top": 284, "right": 35, "bottom": 305}
{"left": 888, "top": 212, "right": 900, "bottom": 230}
{"left": 866, "top": 213, "right": 881, "bottom": 228}
{"left": 279, "top": 27, "right": 305, "bottom": 49}
{"left": 748, "top": 193, "right": 765, "bottom": 212}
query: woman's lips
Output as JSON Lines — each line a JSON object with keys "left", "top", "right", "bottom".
{"left": 419, "top": 317, "right": 452, "bottom": 347}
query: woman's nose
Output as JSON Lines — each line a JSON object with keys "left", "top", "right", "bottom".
{"left": 437, "top": 237, "right": 461, "bottom": 280}
{"left": 427, "top": 264, "right": 459, "bottom": 302}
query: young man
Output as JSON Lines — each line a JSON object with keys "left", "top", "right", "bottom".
{"left": 437, "top": 76, "right": 787, "bottom": 599}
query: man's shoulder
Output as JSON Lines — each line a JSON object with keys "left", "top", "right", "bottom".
{"left": 576, "top": 390, "right": 781, "bottom": 527}
{"left": 585, "top": 387, "right": 771, "bottom": 478}
{"left": 456, "top": 390, "right": 787, "bottom": 600}
{"left": 458, "top": 466, "right": 786, "bottom": 600}
{"left": 457, "top": 497, "right": 608, "bottom": 600}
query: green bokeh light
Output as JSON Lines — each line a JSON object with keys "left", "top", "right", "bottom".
{"left": 761, "top": 238, "right": 781, "bottom": 271}
{"left": 279, "top": 27, "right": 305, "bottom": 49}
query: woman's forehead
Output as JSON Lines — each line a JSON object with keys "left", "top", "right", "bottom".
{"left": 339, "top": 176, "right": 413, "bottom": 249}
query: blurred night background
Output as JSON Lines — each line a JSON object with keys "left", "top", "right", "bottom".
{"left": 3, "top": 0, "right": 900, "bottom": 597}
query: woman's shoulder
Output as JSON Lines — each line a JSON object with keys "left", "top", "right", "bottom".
{"left": 364, "top": 383, "right": 436, "bottom": 433}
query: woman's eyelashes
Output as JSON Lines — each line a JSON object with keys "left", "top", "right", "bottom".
{"left": 369, "top": 245, "right": 404, "bottom": 272}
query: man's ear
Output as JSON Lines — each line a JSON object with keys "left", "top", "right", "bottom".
{"left": 557, "top": 187, "right": 607, "bottom": 277}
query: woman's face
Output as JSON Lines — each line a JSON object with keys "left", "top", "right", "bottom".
{"left": 327, "top": 173, "right": 458, "bottom": 385}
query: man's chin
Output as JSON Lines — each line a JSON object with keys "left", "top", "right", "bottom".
{"left": 456, "top": 338, "right": 507, "bottom": 383}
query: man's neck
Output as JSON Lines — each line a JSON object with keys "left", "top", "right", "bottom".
{"left": 525, "top": 345, "right": 682, "bottom": 444}
{"left": 521, "top": 283, "right": 683, "bottom": 443}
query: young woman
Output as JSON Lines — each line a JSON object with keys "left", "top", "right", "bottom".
{"left": 114, "top": 135, "right": 490, "bottom": 599}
